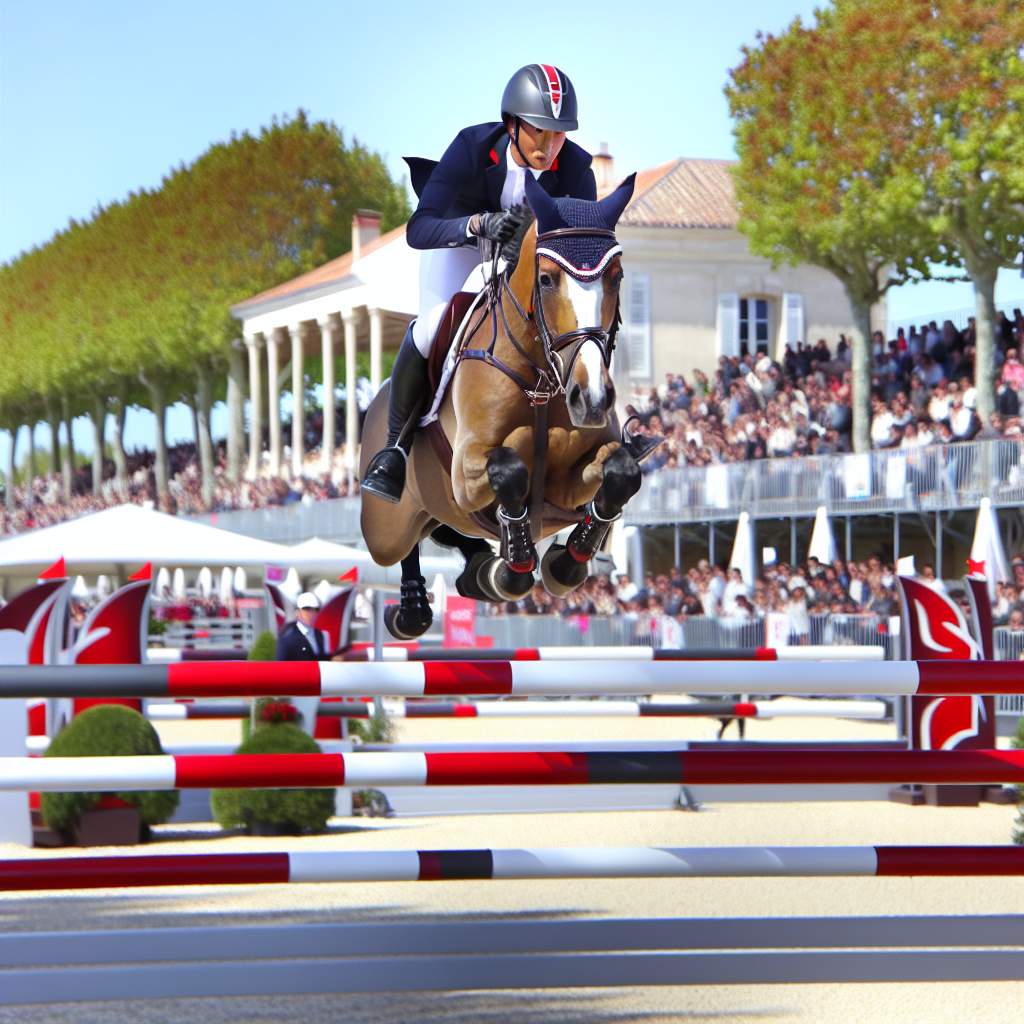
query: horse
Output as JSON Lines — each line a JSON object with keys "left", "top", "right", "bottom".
{"left": 359, "top": 173, "right": 654, "bottom": 639}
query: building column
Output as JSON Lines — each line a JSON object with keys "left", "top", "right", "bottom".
{"left": 319, "top": 317, "right": 337, "bottom": 474}
{"left": 266, "top": 328, "right": 283, "bottom": 478}
{"left": 343, "top": 313, "right": 359, "bottom": 475}
{"left": 289, "top": 322, "right": 305, "bottom": 479}
{"left": 369, "top": 307, "right": 384, "bottom": 395}
{"left": 245, "top": 333, "right": 263, "bottom": 480}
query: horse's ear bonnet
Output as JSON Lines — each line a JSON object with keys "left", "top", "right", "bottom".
{"left": 525, "top": 173, "right": 636, "bottom": 281}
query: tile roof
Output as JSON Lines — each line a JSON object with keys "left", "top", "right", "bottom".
{"left": 232, "top": 224, "right": 406, "bottom": 312}
{"left": 617, "top": 158, "right": 738, "bottom": 230}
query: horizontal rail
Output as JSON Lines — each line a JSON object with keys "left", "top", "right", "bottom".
{"left": 2, "top": 847, "right": 1023, "bottom": 892}
{"left": 6, "top": 749, "right": 1024, "bottom": 790}
{"left": 0, "top": 659, "right": 1017, "bottom": 698}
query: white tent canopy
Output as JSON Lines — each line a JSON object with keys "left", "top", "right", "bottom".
{"left": 0, "top": 505, "right": 293, "bottom": 579}
{"left": 285, "top": 536, "right": 461, "bottom": 587}
{"left": 807, "top": 505, "right": 837, "bottom": 564}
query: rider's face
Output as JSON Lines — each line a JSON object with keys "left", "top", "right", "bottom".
{"left": 511, "top": 119, "right": 566, "bottom": 170}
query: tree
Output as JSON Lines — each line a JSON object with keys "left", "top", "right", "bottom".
{"left": 726, "top": 5, "right": 945, "bottom": 451}
{"left": 861, "top": 0, "right": 1024, "bottom": 422}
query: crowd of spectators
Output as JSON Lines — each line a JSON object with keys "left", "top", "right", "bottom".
{"left": 0, "top": 434, "right": 359, "bottom": 537}
{"left": 4, "top": 309, "right": 1024, "bottom": 547}
{"left": 486, "top": 553, "right": 940, "bottom": 637}
{"left": 626, "top": 309, "right": 1024, "bottom": 472}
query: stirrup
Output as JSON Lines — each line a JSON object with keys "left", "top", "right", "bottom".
{"left": 621, "top": 415, "right": 665, "bottom": 464}
{"left": 497, "top": 505, "right": 537, "bottom": 573}
{"left": 361, "top": 445, "right": 408, "bottom": 503}
{"left": 566, "top": 501, "right": 620, "bottom": 564}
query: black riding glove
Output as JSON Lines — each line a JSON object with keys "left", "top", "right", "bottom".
{"left": 471, "top": 205, "right": 526, "bottom": 245}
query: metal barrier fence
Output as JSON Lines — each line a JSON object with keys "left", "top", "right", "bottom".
{"left": 160, "top": 617, "right": 256, "bottom": 651}
{"left": 626, "top": 438, "right": 1024, "bottom": 524}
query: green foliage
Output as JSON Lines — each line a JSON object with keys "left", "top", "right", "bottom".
{"left": 348, "top": 706, "right": 396, "bottom": 744}
{"left": 0, "top": 110, "right": 410, "bottom": 432}
{"left": 248, "top": 630, "right": 277, "bottom": 661}
{"left": 40, "top": 705, "right": 180, "bottom": 832}
{"left": 210, "top": 724, "right": 335, "bottom": 835}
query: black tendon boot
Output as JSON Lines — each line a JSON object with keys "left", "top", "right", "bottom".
{"left": 361, "top": 324, "right": 429, "bottom": 503}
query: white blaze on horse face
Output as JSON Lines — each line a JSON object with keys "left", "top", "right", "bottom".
{"left": 564, "top": 276, "right": 607, "bottom": 406}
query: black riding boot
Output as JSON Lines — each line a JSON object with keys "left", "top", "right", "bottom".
{"left": 361, "top": 324, "right": 428, "bottom": 503}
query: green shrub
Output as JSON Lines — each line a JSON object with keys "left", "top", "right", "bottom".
{"left": 1012, "top": 717, "right": 1024, "bottom": 845}
{"left": 248, "top": 630, "right": 277, "bottom": 661}
{"left": 210, "top": 723, "right": 335, "bottom": 835}
{"left": 40, "top": 705, "right": 180, "bottom": 833}
{"left": 348, "top": 706, "right": 396, "bottom": 744}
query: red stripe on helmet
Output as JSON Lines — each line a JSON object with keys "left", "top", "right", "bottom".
{"left": 539, "top": 64, "right": 561, "bottom": 105}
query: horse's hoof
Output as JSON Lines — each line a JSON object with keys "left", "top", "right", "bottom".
{"left": 384, "top": 604, "right": 433, "bottom": 641}
{"left": 541, "top": 543, "right": 589, "bottom": 597}
{"left": 479, "top": 555, "right": 534, "bottom": 602}
{"left": 455, "top": 550, "right": 496, "bottom": 602}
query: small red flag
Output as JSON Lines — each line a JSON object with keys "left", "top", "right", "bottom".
{"left": 38, "top": 557, "right": 66, "bottom": 580}
{"left": 129, "top": 562, "right": 153, "bottom": 582}
{"left": 339, "top": 566, "right": 359, "bottom": 584}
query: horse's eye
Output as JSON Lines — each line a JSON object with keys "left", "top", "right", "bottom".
{"left": 539, "top": 272, "right": 556, "bottom": 288}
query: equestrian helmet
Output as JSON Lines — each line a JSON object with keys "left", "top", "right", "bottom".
{"left": 501, "top": 64, "right": 579, "bottom": 132}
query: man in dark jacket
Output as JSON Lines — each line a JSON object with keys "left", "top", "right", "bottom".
{"left": 275, "top": 592, "right": 331, "bottom": 661}
{"left": 362, "top": 64, "right": 597, "bottom": 504}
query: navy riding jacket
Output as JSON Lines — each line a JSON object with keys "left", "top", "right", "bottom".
{"left": 404, "top": 122, "right": 596, "bottom": 251}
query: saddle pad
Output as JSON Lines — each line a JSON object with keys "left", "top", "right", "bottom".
{"left": 420, "top": 289, "right": 485, "bottom": 427}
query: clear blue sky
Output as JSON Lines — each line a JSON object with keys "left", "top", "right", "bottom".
{"left": 2, "top": 0, "right": 1022, "bottom": 459}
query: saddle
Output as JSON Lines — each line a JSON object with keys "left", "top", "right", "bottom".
{"left": 420, "top": 291, "right": 583, "bottom": 540}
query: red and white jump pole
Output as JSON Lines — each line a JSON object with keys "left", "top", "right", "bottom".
{"left": 6, "top": 749, "right": 1024, "bottom": 791}
{"left": 344, "top": 645, "right": 885, "bottom": 662}
{"left": 0, "top": 844, "right": 1021, "bottom": 892}
{"left": 0, "top": 659, "right": 1019, "bottom": 699}
{"left": 145, "top": 698, "right": 888, "bottom": 721}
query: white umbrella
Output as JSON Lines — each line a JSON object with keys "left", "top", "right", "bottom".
{"left": 807, "top": 505, "right": 837, "bottom": 564}
{"left": 219, "top": 567, "right": 235, "bottom": 602}
{"left": 172, "top": 568, "right": 187, "bottom": 600}
{"left": 95, "top": 574, "right": 112, "bottom": 600}
{"left": 728, "top": 511, "right": 756, "bottom": 586}
{"left": 233, "top": 567, "right": 247, "bottom": 593}
{"left": 196, "top": 567, "right": 213, "bottom": 598}
{"left": 155, "top": 567, "right": 171, "bottom": 599}
{"left": 71, "top": 575, "right": 89, "bottom": 599}
{"left": 969, "top": 496, "right": 1009, "bottom": 597}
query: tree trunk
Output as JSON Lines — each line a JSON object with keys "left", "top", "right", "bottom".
{"left": 3, "top": 430, "right": 14, "bottom": 512}
{"left": 970, "top": 264, "right": 998, "bottom": 426}
{"left": 226, "top": 343, "right": 246, "bottom": 484}
{"left": 89, "top": 397, "right": 105, "bottom": 496}
{"left": 46, "top": 400, "right": 60, "bottom": 483}
{"left": 849, "top": 296, "right": 873, "bottom": 454}
{"left": 60, "top": 395, "right": 74, "bottom": 500}
{"left": 195, "top": 372, "right": 216, "bottom": 509}
{"left": 111, "top": 393, "right": 129, "bottom": 496}
{"left": 24, "top": 422, "right": 35, "bottom": 507}
{"left": 142, "top": 377, "right": 169, "bottom": 501}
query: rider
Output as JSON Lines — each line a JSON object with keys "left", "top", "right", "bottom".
{"left": 360, "top": 64, "right": 596, "bottom": 503}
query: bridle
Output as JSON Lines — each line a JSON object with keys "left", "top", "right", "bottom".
{"left": 462, "top": 225, "right": 622, "bottom": 408}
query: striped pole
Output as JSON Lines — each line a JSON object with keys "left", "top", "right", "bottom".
{"left": 344, "top": 646, "right": 885, "bottom": 663}
{"left": 5, "top": 749, "right": 1024, "bottom": 791}
{"left": 1, "top": 845, "right": 1021, "bottom": 892}
{"left": 0, "top": 659, "right": 1019, "bottom": 699}
{"left": 145, "top": 698, "right": 888, "bottom": 721}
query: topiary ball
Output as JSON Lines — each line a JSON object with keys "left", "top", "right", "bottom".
{"left": 248, "top": 630, "right": 277, "bottom": 661}
{"left": 40, "top": 704, "right": 180, "bottom": 833}
{"left": 210, "top": 723, "right": 335, "bottom": 835}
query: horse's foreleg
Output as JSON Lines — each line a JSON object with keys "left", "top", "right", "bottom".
{"left": 383, "top": 545, "right": 433, "bottom": 640}
{"left": 541, "top": 446, "right": 641, "bottom": 597}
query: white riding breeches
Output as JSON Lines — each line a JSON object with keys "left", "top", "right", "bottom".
{"left": 411, "top": 245, "right": 493, "bottom": 356}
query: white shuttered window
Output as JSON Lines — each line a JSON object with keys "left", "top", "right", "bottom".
{"left": 783, "top": 292, "right": 804, "bottom": 348}
{"left": 626, "top": 272, "right": 651, "bottom": 381}
{"left": 716, "top": 292, "right": 739, "bottom": 357}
